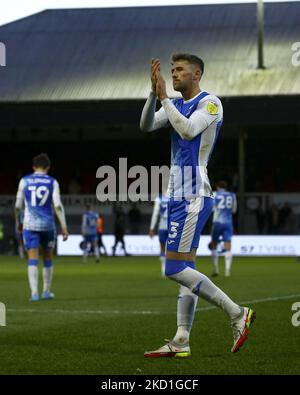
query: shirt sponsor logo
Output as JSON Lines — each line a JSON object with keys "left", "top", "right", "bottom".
{"left": 168, "top": 221, "right": 179, "bottom": 239}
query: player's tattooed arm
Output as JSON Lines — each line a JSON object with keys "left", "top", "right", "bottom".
{"left": 15, "top": 179, "right": 24, "bottom": 231}
{"left": 14, "top": 206, "right": 23, "bottom": 232}
{"left": 54, "top": 205, "right": 68, "bottom": 241}
{"left": 140, "top": 59, "right": 169, "bottom": 132}
{"left": 53, "top": 180, "right": 68, "bottom": 241}
{"left": 151, "top": 58, "right": 160, "bottom": 92}
{"left": 155, "top": 70, "right": 168, "bottom": 101}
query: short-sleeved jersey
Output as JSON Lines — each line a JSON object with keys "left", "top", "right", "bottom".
{"left": 212, "top": 190, "right": 237, "bottom": 226}
{"left": 82, "top": 211, "right": 99, "bottom": 236}
{"left": 18, "top": 173, "right": 56, "bottom": 231}
{"left": 169, "top": 92, "right": 223, "bottom": 199}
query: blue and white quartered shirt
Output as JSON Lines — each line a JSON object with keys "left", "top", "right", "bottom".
{"left": 82, "top": 211, "right": 99, "bottom": 236}
{"left": 140, "top": 91, "right": 223, "bottom": 199}
{"left": 16, "top": 172, "right": 63, "bottom": 231}
{"left": 212, "top": 189, "right": 237, "bottom": 226}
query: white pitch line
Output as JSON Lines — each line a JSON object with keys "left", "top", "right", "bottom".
{"left": 6, "top": 308, "right": 163, "bottom": 315}
{"left": 195, "top": 293, "right": 300, "bottom": 312}
{"left": 6, "top": 294, "right": 300, "bottom": 316}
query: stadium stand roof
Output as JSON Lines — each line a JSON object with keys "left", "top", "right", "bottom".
{"left": 0, "top": 2, "right": 299, "bottom": 101}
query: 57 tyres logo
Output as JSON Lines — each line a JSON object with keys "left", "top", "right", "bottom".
{"left": 0, "top": 303, "right": 6, "bottom": 326}
{"left": 240, "top": 245, "right": 255, "bottom": 254}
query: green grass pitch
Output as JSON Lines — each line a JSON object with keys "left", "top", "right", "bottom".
{"left": 0, "top": 255, "right": 299, "bottom": 375}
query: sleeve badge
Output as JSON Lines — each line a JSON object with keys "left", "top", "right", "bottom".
{"left": 207, "top": 101, "right": 218, "bottom": 115}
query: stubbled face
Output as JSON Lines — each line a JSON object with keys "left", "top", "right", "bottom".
{"left": 171, "top": 60, "right": 200, "bottom": 92}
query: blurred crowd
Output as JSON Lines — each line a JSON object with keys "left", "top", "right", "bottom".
{"left": 255, "top": 202, "right": 298, "bottom": 235}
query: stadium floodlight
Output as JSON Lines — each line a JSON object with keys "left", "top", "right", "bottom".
{"left": 257, "top": 0, "right": 265, "bottom": 69}
{"left": 0, "top": 42, "right": 6, "bottom": 67}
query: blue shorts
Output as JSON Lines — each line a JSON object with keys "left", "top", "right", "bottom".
{"left": 84, "top": 234, "right": 98, "bottom": 243}
{"left": 23, "top": 229, "right": 56, "bottom": 250}
{"left": 166, "top": 197, "right": 213, "bottom": 253}
{"left": 158, "top": 229, "right": 168, "bottom": 244}
{"left": 212, "top": 222, "right": 233, "bottom": 243}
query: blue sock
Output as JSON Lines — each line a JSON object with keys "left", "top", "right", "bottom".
{"left": 43, "top": 260, "right": 53, "bottom": 268}
{"left": 28, "top": 259, "right": 38, "bottom": 266}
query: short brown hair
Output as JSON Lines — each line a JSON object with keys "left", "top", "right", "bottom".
{"left": 171, "top": 53, "right": 204, "bottom": 75}
{"left": 217, "top": 180, "right": 228, "bottom": 190}
{"left": 32, "top": 153, "right": 51, "bottom": 169}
